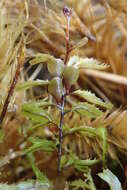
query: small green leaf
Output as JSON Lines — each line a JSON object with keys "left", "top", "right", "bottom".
{"left": 30, "top": 53, "right": 56, "bottom": 65}
{"left": 70, "top": 179, "right": 89, "bottom": 190}
{"left": 25, "top": 137, "right": 56, "bottom": 154}
{"left": 47, "top": 58, "right": 64, "bottom": 76}
{"left": 22, "top": 102, "right": 52, "bottom": 124}
{"left": 72, "top": 102, "right": 103, "bottom": 118}
{"left": 16, "top": 80, "right": 49, "bottom": 91}
{"left": 61, "top": 155, "right": 68, "bottom": 168}
{"left": 84, "top": 170, "right": 97, "bottom": 190}
{"left": 73, "top": 90, "right": 113, "bottom": 109}
{"left": 62, "top": 154, "right": 99, "bottom": 172}
{"left": 64, "top": 126, "right": 97, "bottom": 138}
{"left": 73, "top": 157, "right": 99, "bottom": 172}
{"left": 27, "top": 153, "right": 51, "bottom": 186}
{"left": 97, "top": 127, "right": 108, "bottom": 167}
{"left": 78, "top": 57, "right": 109, "bottom": 70}
{"left": 98, "top": 169, "right": 122, "bottom": 190}
{"left": 63, "top": 66, "right": 79, "bottom": 90}
{"left": 48, "top": 77, "right": 64, "bottom": 102}
{"left": 73, "top": 37, "right": 88, "bottom": 50}
{"left": 68, "top": 56, "right": 109, "bottom": 70}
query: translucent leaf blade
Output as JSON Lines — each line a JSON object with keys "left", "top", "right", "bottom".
{"left": 98, "top": 169, "right": 122, "bottom": 190}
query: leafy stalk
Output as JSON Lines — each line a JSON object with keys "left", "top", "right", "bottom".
{"left": 57, "top": 7, "right": 72, "bottom": 174}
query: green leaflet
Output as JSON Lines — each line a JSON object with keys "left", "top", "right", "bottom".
{"left": 25, "top": 137, "right": 56, "bottom": 154}
{"left": 70, "top": 170, "right": 97, "bottom": 190}
{"left": 73, "top": 157, "right": 99, "bottom": 173}
{"left": 16, "top": 80, "right": 49, "bottom": 91}
{"left": 22, "top": 99, "right": 54, "bottom": 108}
{"left": 84, "top": 170, "right": 97, "bottom": 190}
{"left": 73, "top": 90, "right": 113, "bottom": 109}
{"left": 22, "top": 101, "right": 52, "bottom": 125}
{"left": 64, "top": 126, "right": 97, "bottom": 138}
{"left": 70, "top": 179, "right": 89, "bottom": 190}
{"left": 61, "top": 154, "right": 99, "bottom": 172}
{"left": 72, "top": 102, "right": 103, "bottom": 118}
{"left": 27, "top": 153, "right": 51, "bottom": 186}
{"left": 30, "top": 53, "right": 56, "bottom": 65}
{"left": 72, "top": 37, "right": 88, "bottom": 50}
{"left": 68, "top": 56, "right": 109, "bottom": 70}
{"left": 63, "top": 66, "right": 79, "bottom": 90}
{"left": 48, "top": 77, "right": 64, "bottom": 102}
{"left": 30, "top": 53, "right": 64, "bottom": 76}
{"left": 97, "top": 127, "right": 108, "bottom": 167}
{"left": 78, "top": 57, "right": 109, "bottom": 70}
{"left": 47, "top": 58, "right": 64, "bottom": 77}
{"left": 65, "top": 126, "right": 108, "bottom": 167}
{"left": 98, "top": 169, "right": 122, "bottom": 190}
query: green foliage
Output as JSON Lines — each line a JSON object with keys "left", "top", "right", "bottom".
{"left": 27, "top": 153, "right": 51, "bottom": 185}
{"left": 84, "top": 170, "right": 97, "bottom": 190}
{"left": 70, "top": 169, "right": 97, "bottom": 190}
{"left": 30, "top": 53, "right": 56, "bottom": 66}
{"left": 96, "top": 127, "right": 108, "bottom": 167}
{"left": 47, "top": 58, "right": 64, "bottom": 77}
{"left": 16, "top": 80, "right": 49, "bottom": 91}
{"left": 70, "top": 179, "right": 89, "bottom": 190}
{"left": 68, "top": 56, "right": 109, "bottom": 70}
{"left": 48, "top": 77, "right": 64, "bottom": 102}
{"left": 61, "top": 154, "right": 99, "bottom": 172}
{"left": 64, "top": 126, "right": 97, "bottom": 137}
{"left": 63, "top": 66, "right": 79, "bottom": 90}
{"left": 98, "top": 169, "right": 122, "bottom": 190}
{"left": 72, "top": 102, "right": 103, "bottom": 119}
{"left": 72, "top": 37, "right": 88, "bottom": 50}
{"left": 65, "top": 126, "right": 108, "bottom": 167}
{"left": 25, "top": 137, "right": 56, "bottom": 154}
{"left": 73, "top": 90, "right": 113, "bottom": 109}
{"left": 22, "top": 101, "right": 52, "bottom": 125}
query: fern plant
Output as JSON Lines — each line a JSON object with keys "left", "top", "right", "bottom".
{"left": 20, "top": 6, "right": 112, "bottom": 173}
{"left": 0, "top": 3, "right": 122, "bottom": 190}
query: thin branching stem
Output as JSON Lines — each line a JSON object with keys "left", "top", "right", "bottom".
{"left": 57, "top": 7, "right": 72, "bottom": 174}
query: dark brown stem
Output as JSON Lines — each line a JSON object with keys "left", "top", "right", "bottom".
{"left": 0, "top": 45, "right": 25, "bottom": 125}
{"left": 58, "top": 95, "right": 65, "bottom": 174}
